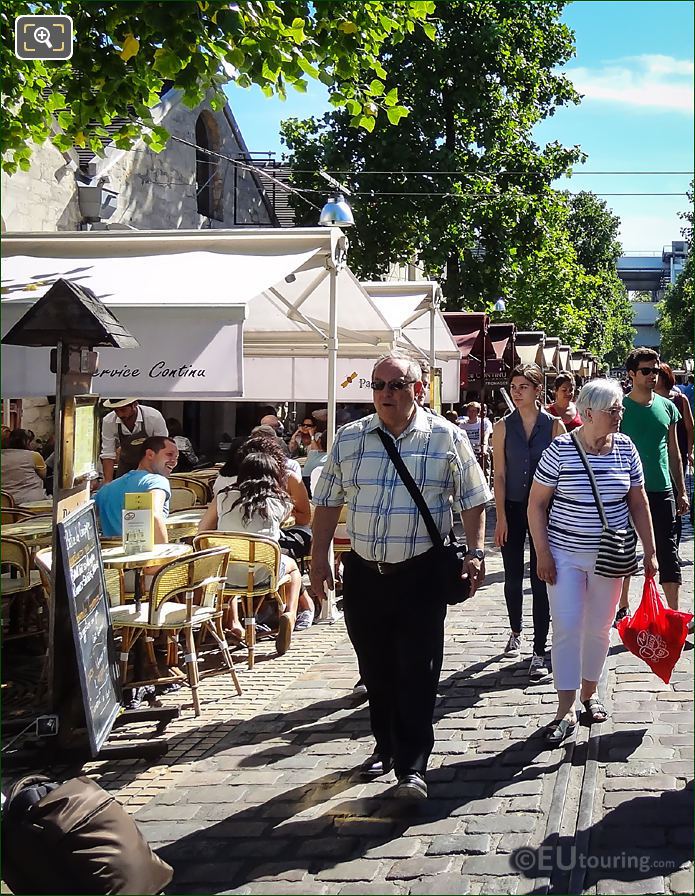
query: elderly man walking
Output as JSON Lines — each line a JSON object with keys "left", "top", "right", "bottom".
{"left": 311, "top": 351, "right": 491, "bottom": 800}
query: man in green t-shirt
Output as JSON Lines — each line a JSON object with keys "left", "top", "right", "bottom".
{"left": 617, "top": 347, "right": 689, "bottom": 618}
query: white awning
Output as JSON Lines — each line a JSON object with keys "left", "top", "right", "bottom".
{"left": 3, "top": 228, "right": 392, "bottom": 400}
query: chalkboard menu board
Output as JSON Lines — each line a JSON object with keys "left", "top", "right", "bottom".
{"left": 57, "top": 502, "right": 121, "bottom": 755}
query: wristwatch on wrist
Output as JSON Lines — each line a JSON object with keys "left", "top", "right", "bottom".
{"left": 465, "top": 548, "right": 485, "bottom": 561}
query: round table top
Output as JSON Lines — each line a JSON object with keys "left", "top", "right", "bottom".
{"left": 166, "top": 508, "right": 206, "bottom": 536}
{"left": 101, "top": 542, "right": 192, "bottom": 570}
{"left": 1, "top": 518, "right": 53, "bottom": 542}
{"left": 17, "top": 499, "right": 53, "bottom": 514}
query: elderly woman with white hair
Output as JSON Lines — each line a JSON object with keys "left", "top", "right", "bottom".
{"left": 528, "top": 378, "right": 657, "bottom": 744}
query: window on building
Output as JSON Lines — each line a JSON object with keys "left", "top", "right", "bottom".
{"left": 195, "top": 113, "right": 224, "bottom": 221}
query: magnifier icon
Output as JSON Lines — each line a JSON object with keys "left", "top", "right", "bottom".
{"left": 33, "top": 25, "right": 53, "bottom": 49}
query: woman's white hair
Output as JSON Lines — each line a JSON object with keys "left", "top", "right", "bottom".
{"left": 576, "top": 378, "right": 624, "bottom": 417}
{"left": 372, "top": 351, "right": 422, "bottom": 382}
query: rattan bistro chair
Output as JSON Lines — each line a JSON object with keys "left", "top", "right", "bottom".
{"left": 109, "top": 547, "right": 241, "bottom": 715}
{"left": 170, "top": 475, "right": 209, "bottom": 505}
{"left": 0, "top": 508, "right": 33, "bottom": 525}
{"left": 169, "top": 486, "right": 197, "bottom": 512}
{"left": 193, "top": 532, "right": 292, "bottom": 670}
{"left": 1, "top": 491, "right": 15, "bottom": 509}
{"left": 1, "top": 536, "right": 45, "bottom": 642}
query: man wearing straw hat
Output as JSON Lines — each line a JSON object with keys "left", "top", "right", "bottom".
{"left": 100, "top": 399, "right": 168, "bottom": 482}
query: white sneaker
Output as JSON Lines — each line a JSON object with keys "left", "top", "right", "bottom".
{"left": 505, "top": 632, "right": 522, "bottom": 656}
{"left": 529, "top": 653, "right": 550, "bottom": 681}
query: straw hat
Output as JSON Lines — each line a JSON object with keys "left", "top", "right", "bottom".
{"left": 102, "top": 398, "right": 138, "bottom": 409}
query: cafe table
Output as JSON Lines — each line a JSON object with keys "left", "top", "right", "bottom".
{"left": 1, "top": 517, "right": 54, "bottom": 550}
{"left": 17, "top": 498, "right": 53, "bottom": 515}
{"left": 166, "top": 507, "right": 206, "bottom": 541}
{"left": 101, "top": 542, "right": 192, "bottom": 706}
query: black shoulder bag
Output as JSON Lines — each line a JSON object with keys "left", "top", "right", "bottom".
{"left": 570, "top": 431, "right": 638, "bottom": 578}
{"left": 376, "top": 429, "right": 471, "bottom": 604}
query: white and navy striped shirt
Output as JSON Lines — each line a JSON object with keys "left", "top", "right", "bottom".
{"left": 533, "top": 432, "right": 643, "bottom": 553}
{"left": 312, "top": 406, "right": 492, "bottom": 563}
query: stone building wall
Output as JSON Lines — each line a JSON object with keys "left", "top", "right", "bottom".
{"left": 1, "top": 91, "right": 276, "bottom": 437}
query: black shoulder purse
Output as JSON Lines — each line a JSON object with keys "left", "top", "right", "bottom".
{"left": 376, "top": 429, "right": 471, "bottom": 604}
{"left": 570, "top": 431, "right": 638, "bottom": 578}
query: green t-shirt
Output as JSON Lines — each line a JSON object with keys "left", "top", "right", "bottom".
{"left": 621, "top": 393, "right": 680, "bottom": 492}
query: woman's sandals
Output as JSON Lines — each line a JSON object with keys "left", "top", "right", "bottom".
{"left": 582, "top": 697, "right": 608, "bottom": 723}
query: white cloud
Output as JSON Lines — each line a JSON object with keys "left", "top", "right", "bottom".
{"left": 568, "top": 54, "right": 694, "bottom": 112}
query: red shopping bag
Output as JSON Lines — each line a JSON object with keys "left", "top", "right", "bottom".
{"left": 617, "top": 576, "right": 693, "bottom": 684}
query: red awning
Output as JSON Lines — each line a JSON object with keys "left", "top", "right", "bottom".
{"left": 454, "top": 330, "right": 481, "bottom": 358}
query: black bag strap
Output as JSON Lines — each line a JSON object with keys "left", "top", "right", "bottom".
{"left": 376, "top": 428, "right": 445, "bottom": 549}
{"left": 570, "top": 431, "right": 609, "bottom": 528}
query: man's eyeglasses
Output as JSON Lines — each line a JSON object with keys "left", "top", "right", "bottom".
{"left": 598, "top": 406, "right": 624, "bottom": 418}
{"left": 371, "top": 378, "right": 416, "bottom": 392}
{"left": 300, "top": 422, "right": 313, "bottom": 428}
{"left": 636, "top": 366, "right": 660, "bottom": 375}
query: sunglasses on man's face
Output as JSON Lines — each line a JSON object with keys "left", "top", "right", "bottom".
{"left": 637, "top": 366, "right": 660, "bottom": 375}
{"left": 371, "top": 378, "right": 416, "bottom": 392}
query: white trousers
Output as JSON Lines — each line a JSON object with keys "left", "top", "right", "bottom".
{"left": 548, "top": 548, "right": 623, "bottom": 691}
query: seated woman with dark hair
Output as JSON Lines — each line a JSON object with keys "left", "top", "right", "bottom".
{"left": 198, "top": 451, "right": 304, "bottom": 653}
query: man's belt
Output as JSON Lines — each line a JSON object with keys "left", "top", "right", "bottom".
{"left": 350, "top": 548, "right": 434, "bottom": 577}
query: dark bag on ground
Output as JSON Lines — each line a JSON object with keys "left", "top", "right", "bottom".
{"left": 376, "top": 430, "right": 470, "bottom": 604}
{"left": 2, "top": 774, "right": 173, "bottom": 895}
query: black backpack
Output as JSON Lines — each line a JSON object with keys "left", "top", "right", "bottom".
{"left": 2, "top": 775, "right": 173, "bottom": 894}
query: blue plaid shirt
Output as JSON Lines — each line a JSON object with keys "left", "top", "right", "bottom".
{"left": 312, "top": 407, "right": 491, "bottom": 563}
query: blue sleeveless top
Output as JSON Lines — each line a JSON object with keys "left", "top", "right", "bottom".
{"left": 504, "top": 407, "right": 555, "bottom": 502}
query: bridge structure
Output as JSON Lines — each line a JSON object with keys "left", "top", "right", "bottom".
{"left": 616, "top": 242, "right": 689, "bottom": 350}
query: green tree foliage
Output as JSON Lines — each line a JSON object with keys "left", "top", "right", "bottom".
{"left": 282, "top": 2, "right": 632, "bottom": 362}
{"left": 510, "top": 191, "right": 633, "bottom": 364}
{"left": 284, "top": 0, "right": 581, "bottom": 299}
{"left": 658, "top": 253, "right": 693, "bottom": 366}
{"left": 1, "top": 0, "right": 434, "bottom": 173}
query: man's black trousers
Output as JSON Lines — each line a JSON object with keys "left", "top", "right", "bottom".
{"left": 341, "top": 550, "right": 447, "bottom": 778}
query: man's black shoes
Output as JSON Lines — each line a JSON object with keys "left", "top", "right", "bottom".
{"left": 395, "top": 772, "right": 428, "bottom": 800}
{"left": 359, "top": 754, "right": 393, "bottom": 779}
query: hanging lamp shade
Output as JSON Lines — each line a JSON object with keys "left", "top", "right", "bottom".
{"left": 319, "top": 194, "right": 354, "bottom": 227}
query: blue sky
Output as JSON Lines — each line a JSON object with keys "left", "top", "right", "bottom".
{"left": 226, "top": 1, "right": 694, "bottom": 252}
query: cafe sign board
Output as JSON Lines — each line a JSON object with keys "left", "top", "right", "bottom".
{"left": 56, "top": 502, "right": 121, "bottom": 756}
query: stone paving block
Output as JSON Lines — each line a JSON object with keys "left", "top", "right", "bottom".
{"left": 495, "top": 778, "right": 543, "bottom": 796}
{"left": 338, "top": 882, "right": 404, "bottom": 895}
{"left": 603, "top": 790, "right": 672, "bottom": 809}
{"left": 594, "top": 877, "right": 665, "bottom": 894}
{"left": 251, "top": 864, "right": 311, "bottom": 882}
{"left": 386, "top": 857, "right": 453, "bottom": 880}
{"left": 426, "top": 833, "right": 491, "bottom": 855}
{"left": 669, "top": 865, "right": 694, "bottom": 893}
{"left": 362, "top": 838, "right": 423, "bottom": 859}
{"left": 603, "top": 775, "right": 677, "bottom": 791}
{"left": 407, "top": 872, "right": 470, "bottom": 894}
{"left": 134, "top": 801, "right": 204, "bottom": 821}
{"left": 450, "top": 797, "right": 504, "bottom": 816}
{"left": 465, "top": 814, "right": 537, "bottom": 834}
{"left": 460, "top": 854, "right": 517, "bottom": 875}
{"left": 480, "top": 875, "right": 520, "bottom": 894}
{"left": 604, "top": 763, "right": 664, "bottom": 778}
{"left": 316, "top": 859, "right": 384, "bottom": 882}
{"left": 402, "top": 816, "right": 461, "bottom": 837}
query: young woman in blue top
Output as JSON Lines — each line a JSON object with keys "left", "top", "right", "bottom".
{"left": 492, "top": 363, "right": 565, "bottom": 681}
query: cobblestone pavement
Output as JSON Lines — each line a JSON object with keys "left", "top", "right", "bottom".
{"left": 75, "top": 514, "right": 692, "bottom": 895}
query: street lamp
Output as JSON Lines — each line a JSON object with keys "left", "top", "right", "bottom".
{"left": 319, "top": 193, "right": 354, "bottom": 227}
